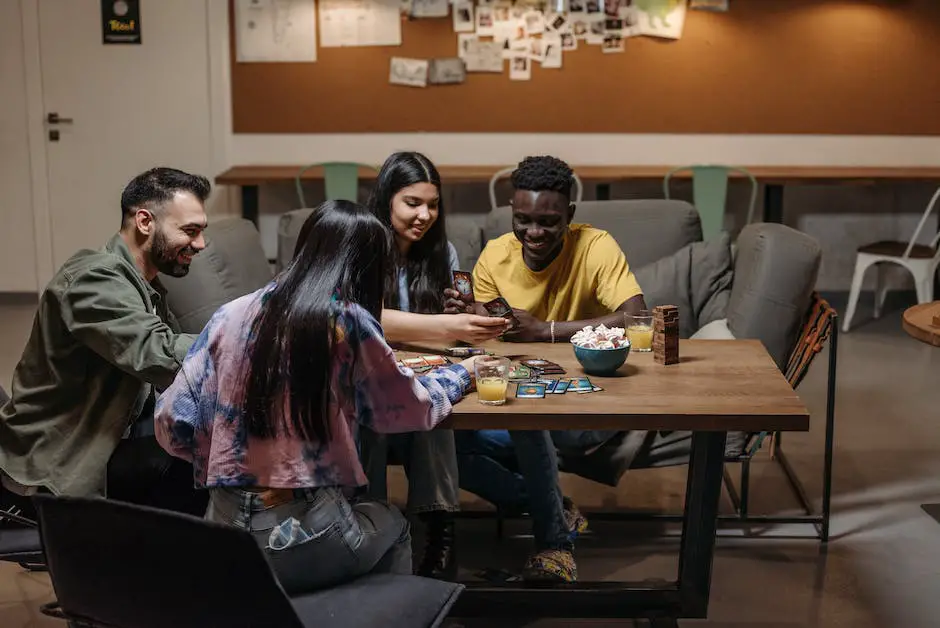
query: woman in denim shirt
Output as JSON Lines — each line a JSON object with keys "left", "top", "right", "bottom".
{"left": 155, "top": 200, "right": 477, "bottom": 594}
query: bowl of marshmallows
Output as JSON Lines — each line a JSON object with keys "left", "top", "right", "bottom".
{"left": 570, "top": 325, "right": 631, "bottom": 375}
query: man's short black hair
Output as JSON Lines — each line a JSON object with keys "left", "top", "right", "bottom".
{"left": 510, "top": 155, "right": 574, "bottom": 200}
{"left": 120, "top": 167, "right": 211, "bottom": 224}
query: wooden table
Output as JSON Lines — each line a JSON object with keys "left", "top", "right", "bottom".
{"left": 409, "top": 339, "right": 810, "bottom": 625}
{"left": 902, "top": 301, "right": 940, "bottom": 347}
{"left": 216, "top": 164, "right": 940, "bottom": 227}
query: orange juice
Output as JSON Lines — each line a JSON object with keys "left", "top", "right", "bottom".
{"left": 627, "top": 324, "right": 653, "bottom": 352}
{"left": 477, "top": 377, "right": 508, "bottom": 405}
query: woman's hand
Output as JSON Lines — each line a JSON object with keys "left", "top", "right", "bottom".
{"left": 438, "top": 313, "right": 511, "bottom": 344}
{"left": 459, "top": 356, "right": 479, "bottom": 389}
{"left": 443, "top": 288, "right": 473, "bottom": 314}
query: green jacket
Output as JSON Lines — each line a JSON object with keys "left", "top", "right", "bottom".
{"left": 0, "top": 234, "right": 196, "bottom": 496}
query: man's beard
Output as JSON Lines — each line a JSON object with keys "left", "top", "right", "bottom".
{"left": 151, "top": 228, "right": 197, "bottom": 278}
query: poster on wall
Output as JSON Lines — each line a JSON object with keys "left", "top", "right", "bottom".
{"left": 101, "top": 0, "right": 141, "bottom": 45}
{"left": 319, "top": 0, "right": 402, "bottom": 47}
{"left": 634, "top": 0, "right": 688, "bottom": 40}
{"left": 235, "top": 0, "right": 318, "bottom": 62}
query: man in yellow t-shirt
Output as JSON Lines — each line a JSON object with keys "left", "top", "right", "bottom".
{"left": 444, "top": 155, "right": 648, "bottom": 584}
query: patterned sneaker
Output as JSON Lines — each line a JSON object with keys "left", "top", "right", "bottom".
{"left": 563, "top": 496, "right": 589, "bottom": 540}
{"left": 522, "top": 549, "right": 578, "bottom": 583}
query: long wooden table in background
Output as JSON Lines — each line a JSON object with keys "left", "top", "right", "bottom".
{"left": 396, "top": 339, "right": 809, "bottom": 624}
{"left": 216, "top": 165, "right": 940, "bottom": 229}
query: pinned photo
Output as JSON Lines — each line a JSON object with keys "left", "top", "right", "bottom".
{"left": 476, "top": 6, "right": 495, "bottom": 36}
{"left": 509, "top": 54, "right": 531, "bottom": 80}
{"left": 523, "top": 9, "right": 545, "bottom": 35}
{"left": 453, "top": 2, "right": 475, "bottom": 33}
{"left": 602, "top": 33, "right": 624, "bottom": 52}
{"left": 605, "top": 18, "right": 624, "bottom": 33}
{"left": 560, "top": 32, "right": 577, "bottom": 50}
{"left": 571, "top": 18, "right": 589, "bottom": 38}
{"left": 585, "top": 0, "right": 602, "bottom": 15}
{"left": 548, "top": 12, "right": 568, "bottom": 32}
{"left": 604, "top": 0, "right": 623, "bottom": 18}
{"left": 569, "top": 0, "right": 585, "bottom": 12}
{"left": 542, "top": 33, "right": 562, "bottom": 68}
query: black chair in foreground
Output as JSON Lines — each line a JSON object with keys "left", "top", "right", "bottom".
{"left": 33, "top": 494, "right": 464, "bottom": 628}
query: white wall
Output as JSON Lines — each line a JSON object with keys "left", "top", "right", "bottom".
{"left": 0, "top": 1, "right": 38, "bottom": 292}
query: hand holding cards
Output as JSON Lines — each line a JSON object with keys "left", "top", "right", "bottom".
{"left": 483, "top": 297, "right": 519, "bottom": 328}
{"left": 452, "top": 271, "right": 475, "bottom": 305}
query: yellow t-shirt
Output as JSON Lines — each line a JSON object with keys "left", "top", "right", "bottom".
{"left": 472, "top": 224, "right": 643, "bottom": 322}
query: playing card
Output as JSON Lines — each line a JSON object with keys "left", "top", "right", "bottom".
{"left": 402, "top": 357, "right": 429, "bottom": 368}
{"left": 452, "top": 271, "right": 475, "bottom": 304}
{"left": 538, "top": 378, "right": 559, "bottom": 393}
{"left": 483, "top": 297, "right": 519, "bottom": 326}
{"left": 422, "top": 355, "right": 450, "bottom": 366}
{"left": 445, "top": 347, "right": 487, "bottom": 357}
{"left": 568, "top": 377, "right": 593, "bottom": 392}
{"left": 521, "top": 359, "right": 559, "bottom": 369}
{"left": 516, "top": 383, "right": 547, "bottom": 399}
{"left": 508, "top": 365, "right": 533, "bottom": 381}
{"left": 552, "top": 380, "right": 570, "bottom": 394}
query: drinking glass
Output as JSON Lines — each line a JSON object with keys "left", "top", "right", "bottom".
{"left": 475, "top": 356, "right": 511, "bottom": 406}
{"left": 625, "top": 310, "right": 653, "bottom": 352}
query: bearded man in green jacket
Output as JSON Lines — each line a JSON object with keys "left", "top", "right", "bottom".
{"left": 0, "top": 167, "right": 210, "bottom": 519}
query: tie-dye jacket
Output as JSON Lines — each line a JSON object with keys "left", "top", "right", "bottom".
{"left": 154, "top": 284, "right": 471, "bottom": 489}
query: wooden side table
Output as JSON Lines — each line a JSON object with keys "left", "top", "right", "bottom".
{"left": 902, "top": 301, "right": 940, "bottom": 347}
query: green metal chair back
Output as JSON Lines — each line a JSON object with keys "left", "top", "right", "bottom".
{"left": 663, "top": 165, "right": 758, "bottom": 240}
{"left": 295, "top": 162, "right": 378, "bottom": 207}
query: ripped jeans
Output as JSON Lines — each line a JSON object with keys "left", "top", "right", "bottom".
{"left": 205, "top": 487, "right": 411, "bottom": 595}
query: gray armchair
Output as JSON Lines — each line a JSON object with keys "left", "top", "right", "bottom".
{"left": 161, "top": 217, "right": 273, "bottom": 334}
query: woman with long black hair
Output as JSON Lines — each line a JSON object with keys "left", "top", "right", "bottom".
{"left": 155, "top": 200, "right": 478, "bottom": 594}
{"left": 360, "top": 151, "right": 477, "bottom": 581}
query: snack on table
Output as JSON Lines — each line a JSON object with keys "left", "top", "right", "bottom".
{"left": 570, "top": 324, "right": 629, "bottom": 350}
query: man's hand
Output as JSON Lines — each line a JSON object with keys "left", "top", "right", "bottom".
{"left": 441, "top": 313, "right": 511, "bottom": 344}
{"left": 501, "top": 308, "right": 550, "bottom": 343}
{"left": 443, "top": 288, "right": 473, "bottom": 315}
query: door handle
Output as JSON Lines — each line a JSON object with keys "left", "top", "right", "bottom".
{"left": 46, "top": 112, "right": 73, "bottom": 125}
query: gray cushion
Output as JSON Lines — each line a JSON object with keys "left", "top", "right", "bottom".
{"left": 445, "top": 214, "right": 483, "bottom": 271}
{"left": 727, "top": 223, "right": 821, "bottom": 371}
{"left": 162, "top": 218, "right": 273, "bottom": 334}
{"left": 277, "top": 209, "right": 315, "bottom": 272}
{"left": 634, "top": 232, "right": 734, "bottom": 338}
{"left": 484, "top": 199, "right": 702, "bottom": 270}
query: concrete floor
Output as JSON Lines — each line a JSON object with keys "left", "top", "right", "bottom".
{"left": 1, "top": 292, "right": 938, "bottom": 627}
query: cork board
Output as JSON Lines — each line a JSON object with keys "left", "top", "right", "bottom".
{"left": 230, "top": 0, "right": 940, "bottom": 134}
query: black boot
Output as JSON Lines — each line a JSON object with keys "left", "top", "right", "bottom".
{"left": 416, "top": 511, "right": 457, "bottom": 581}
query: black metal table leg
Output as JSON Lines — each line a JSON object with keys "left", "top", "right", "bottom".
{"left": 241, "top": 184, "right": 260, "bottom": 226}
{"left": 763, "top": 183, "right": 784, "bottom": 223}
{"left": 676, "top": 431, "right": 728, "bottom": 618}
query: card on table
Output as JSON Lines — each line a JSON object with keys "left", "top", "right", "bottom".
{"left": 516, "top": 383, "right": 547, "bottom": 399}
{"left": 568, "top": 377, "right": 593, "bottom": 392}
{"left": 452, "top": 270, "right": 475, "bottom": 304}
{"left": 553, "top": 380, "right": 570, "bottom": 394}
{"left": 421, "top": 355, "right": 451, "bottom": 366}
{"left": 445, "top": 347, "right": 487, "bottom": 357}
{"left": 522, "top": 358, "right": 566, "bottom": 375}
{"left": 538, "top": 378, "right": 559, "bottom": 393}
{"left": 402, "top": 357, "right": 429, "bottom": 368}
{"left": 508, "top": 365, "right": 533, "bottom": 381}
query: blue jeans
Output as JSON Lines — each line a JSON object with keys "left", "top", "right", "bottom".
{"left": 206, "top": 487, "right": 411, "bottom": 595}
{"left": 455, "top": 429, "right": 615, "bottom": 551}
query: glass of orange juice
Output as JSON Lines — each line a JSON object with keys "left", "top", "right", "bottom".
{"left": 475, "top": 357, "right": 511, "bottom": 406}
{"left": 625, "top": 310, "right": 653, "bottom": 352}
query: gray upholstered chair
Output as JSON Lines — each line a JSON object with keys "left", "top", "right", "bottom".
{"left": 161, "top": 217, "right": 274, "bottom": 334}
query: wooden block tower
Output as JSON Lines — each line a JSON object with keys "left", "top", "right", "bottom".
{"left": 653, "top": 305, "right": 680, "bottom": 365}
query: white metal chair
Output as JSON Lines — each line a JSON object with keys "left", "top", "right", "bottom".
{"left": 842, "top": 187, "right": 940, "bottom": 333}
{"left": 488, "top": 166, "right": 584, "bottom": 212}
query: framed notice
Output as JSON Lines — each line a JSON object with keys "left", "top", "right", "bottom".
{"left": 101, "top": 0, "right": 142, "bottom": 45}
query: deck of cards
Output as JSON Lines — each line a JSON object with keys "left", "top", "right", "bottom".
{"left": 397, "top": 355, "right": 452, "bottom": 373}
{"left": 520, "top": 358, "right": 566, "bottom": 376}
{"left": 514, "top": 376, "right": 601, "bottom": 398}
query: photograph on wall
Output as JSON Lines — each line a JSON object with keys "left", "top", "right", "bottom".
{"left": 453, "top": 2, "right": 475, "bottom": 32}
{"left": 585, "top": 0, "right": 603, "bottom": 16}
{"left": 586, "top": 17, "right": 605, "bottom": 44}
{"left": 547, "top": 12, "right": 569, "bottom": 33}
{"left": 389, "top": 57, "right": 429, "bottom": 87}
{"left": 690, "top": 0, "right": 728, "bottom": 10}
{"left": 428, "top": 57, "right": 467, "bottom": 84}
{"left": 476, "top": 5, "right": 496, "bottom": 36}
{"left": 458, "top": 32, "right": 478, "bottom": 58}
{"left": 569, "top": 0, "right": 585, "bottom": 13}
{"left": 602, "top": 32, "right": 624, "bottom": 52}
{"left": 634, "top": 0, "right": 688, "bottom": 40}
{"left": 235, "top": 0, "right": 317, "bottom": 61}
{"left": 542, "top": 33, "right": 563, "bottom": 68}
{"left": 570, "top": 16, "right": 590, "bottom": 39}
{"left": 560, "top": 31, "right": 577, "bottom": 50}
{"left": 509, "top": 53, "right": 531, "bottom": 80}
{"left": 523, "top": 10, "right": 546, "bottom": 35}
{"left": 411, "top": 0, "right": 449, "bottom": 18}
{"left": 464, "top": 39, "right": 503, "bottom": 72}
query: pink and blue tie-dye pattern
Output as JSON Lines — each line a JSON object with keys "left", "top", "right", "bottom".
{"left": 155, "top": 283, "right": 470, "bottom": 489}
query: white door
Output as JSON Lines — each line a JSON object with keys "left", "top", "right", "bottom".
{"left": 37, "top": 0, "right": 213, "bottom": 268}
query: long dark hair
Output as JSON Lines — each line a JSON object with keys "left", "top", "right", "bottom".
{"left": 367, "top": 151, "right": 450, "bottom": 314}
{"left": 241, "top": 200, "right": 391, "bottom": 443}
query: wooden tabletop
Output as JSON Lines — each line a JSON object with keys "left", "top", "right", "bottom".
{"left": 216, "top": 165, "right": 940, "bottom": 187}
{"left": 404, "top": 339, "right": 809, "bottom": 433}
{"left": 902, "top": 301, "right": 940, "bottom": 347}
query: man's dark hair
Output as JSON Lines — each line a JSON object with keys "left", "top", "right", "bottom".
{"left": 510, "top": 155, "right": 574, "bottom": 200}
{"left": 120, "top": 167, "right": 211, "bottom": 224}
